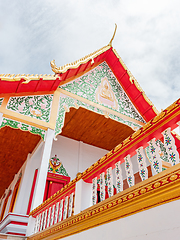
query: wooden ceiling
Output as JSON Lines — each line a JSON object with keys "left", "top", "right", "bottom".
{"left": 61, "top": 107, "right": 135, "bottom": 151}
{"left": 0, "top": 126, "right": 41, "bottom": 198}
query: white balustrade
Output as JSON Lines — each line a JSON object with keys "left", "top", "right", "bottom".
{"left": 115, "top": 161, "right": 123, "bottom": 193}
{"left": 54, "top": 202, "right": 59, "bottom": 224}
{"left": 100, "top": 172, "right": 105, "bottom": 202}
{"left": 92, "top": 177, "right": 97, "bottom": 205}
{"left": 46, "top": 207, "right": 51, "bottom": 228}
{"left": 107, "top": 167, "right": 113, "bottom": 198}
{"left": 125, "top": 155, "right": 134, "bottom": 187}
{"left": 68, "top": 193, "right": 74, "bottom": 217}
{"left": 43, "top": 209, "right": 48, "bottom": 230}
{"left": 50, "top": 204, "right": 55, "bottom": 226}
{"left": 58, "top": 199, "right": 64, "bottom": 222}
{"left": 162, "top": 128, "right": 179, "bottom": 165}
{"left": 148, "top": 138, "right": 162, "bottom": 174}
{"left": 136, "top": 147, "right": 148, "bottom": 181}
{"left": 63, "top": 196, "right": 69, "bottom": 220}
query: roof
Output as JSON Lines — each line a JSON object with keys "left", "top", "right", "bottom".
{"left": 0, "top": 44, "right": 158, "bottom": 122}
{"left": 51, "top": 45, "right": 159, "bottom": 122}
{"left": 0, "top": 74, "right": 61, "bottom": 94}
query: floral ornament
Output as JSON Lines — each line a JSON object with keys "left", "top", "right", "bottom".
{"left": 162, "top": 128, "right": 179, "bottom": 165}
{"left": 92, "top": 177, "right": 97, "bottom": 205}
{"left": 106, "top": 167, "right": 113, "bottom": 198}
{"left": 48, "top": 155, "right": 69, "bottom": 176}
{"left": 60, "top": 61, "right": 145, "bottom": 123}
{"left": 0, "top": 117, "right": 46, "bottom": 140}
{"left": 7, "top": 95, "right": 53, "bottom": 122}
{"left": 148, "top": 138, "right": 162, "bottom": 174}
{"left": 125, "top": 155, "right": 134, "bottom": 187}
{"left": 100, "top": 172, "right": 105, "bottom": 202}
{"left": 136, "top": 147, "right": 148, "bottom": 181}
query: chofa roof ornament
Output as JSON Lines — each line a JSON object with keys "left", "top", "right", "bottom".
{"left": 108, "top": 23, "right": 117, "bottom": 47}
{"left": 50, "top": 24, "right": 117, "bottom": 74}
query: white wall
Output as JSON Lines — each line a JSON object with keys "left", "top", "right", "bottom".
{"left": 50, "top": 135, "right": 108, "bottom": 180}
{"left": 0, "top": 141, "right": 44, "bottom": 218}
{"left": 62, "top": 199, "right": 180, "bottom": 240}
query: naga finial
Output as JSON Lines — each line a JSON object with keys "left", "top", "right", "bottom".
{"left": 109, "top": 23, "right": 117, "bottom": 47}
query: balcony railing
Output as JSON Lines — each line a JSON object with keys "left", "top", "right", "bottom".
{"left": 29, "top": 98, "right": 180, "bottom": 238}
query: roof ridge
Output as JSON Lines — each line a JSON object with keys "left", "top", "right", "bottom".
{"left": 50, "top": 45, "right": 111, "bottom": 74}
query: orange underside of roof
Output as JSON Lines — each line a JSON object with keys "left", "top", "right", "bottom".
{"left": 0, "top": 47, "right": 157, "bottom": 122}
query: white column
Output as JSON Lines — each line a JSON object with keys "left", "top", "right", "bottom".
{"left": 31, "top": 128, "right": 54, "bottom": 210}
{"left": 0, "top": 112, "right": 3, "bottom": 126}
{"left": 74, "top": 179, "right": 92, "bottom": 215}
{"left": 26, "top": 215, "right": 36, "bottom": 236}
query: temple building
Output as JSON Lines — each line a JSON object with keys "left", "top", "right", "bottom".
{"left": 0, "top": 31, "right": 180, "bottom": 240}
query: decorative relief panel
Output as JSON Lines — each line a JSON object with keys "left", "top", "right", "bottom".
{"left": 7, "top": 95, "right": 53, "bottom": 122}
{"left": 0, "top": 117, "right": 46, "bottom": 140}
{"left": 0, "top": 98, "right": 4, "bottom": 107}
{"left": 60, "top": 61, "right": 145, "bottom": 123}
{"left": 48, "top": 155, "right": 69, "bottom": 176}
{"left": 115, "top": 161, "right": 123, "bottom": 193}
{"left": 55, "top": 93, "right": 142, "bottom": 137}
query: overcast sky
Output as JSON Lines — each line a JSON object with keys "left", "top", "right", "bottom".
{"left": 0, "top": 0, "right": 180, "bottom": 111}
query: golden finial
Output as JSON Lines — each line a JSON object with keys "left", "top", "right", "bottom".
{"left": 109, "top": 23, "right": 117, "bottom": 47}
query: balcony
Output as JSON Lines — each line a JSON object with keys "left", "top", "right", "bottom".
{"left": 27, "top": 98, "right": 180, "bottom": 240}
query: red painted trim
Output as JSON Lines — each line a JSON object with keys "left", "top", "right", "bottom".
{"left": 7, "top": 232, "right": 26, "bottom": 236}
{"left": 10, "top": 221, "right": 28, "bottom": 226}
{"left": 26, "top": 169, "right": 38, "bottom": 215}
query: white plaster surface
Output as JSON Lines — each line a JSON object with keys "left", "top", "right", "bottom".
{"left": 50, "top": 135, "right": 108, "bottom": 180}
{"left": 61, "top": 199, "right": 180, "bottom": 240}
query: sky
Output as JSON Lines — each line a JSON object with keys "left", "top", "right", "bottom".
{"left": 0, "top": 0, "right": 180, "bottom": 112}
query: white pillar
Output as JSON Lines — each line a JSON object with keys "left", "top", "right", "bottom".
{"left": 26, "top": 215, "right": 36, "bottom": 236}
{"left": 31, "top": 128, "right": 54, "bottom": 210}
{"left": 0, "top": 112, "right": 3, "bottom": 126}
{"left": 74, "top": 179, "right": 92, "bottom": 215}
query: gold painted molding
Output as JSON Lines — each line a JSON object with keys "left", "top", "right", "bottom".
{"left": 50, "top": 45, "right": 111, "bottom": 74}
{"left": 58, "top": 88, "right": 145, "bottom": 127}
{"left": 28, "top": 163, "right": 180, "bottom": 240}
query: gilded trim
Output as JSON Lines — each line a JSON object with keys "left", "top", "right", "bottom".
{"left": 28, "top": 163, "right": 180, "bottom": 240}
{"left": 112, "top": 48, "right": 159, "bottom": 115}
{"left": 50, "top": 45, "right": 111, "bottom": 74}
{"left": 0, "top": 74, "right": 56, "bottom": 84}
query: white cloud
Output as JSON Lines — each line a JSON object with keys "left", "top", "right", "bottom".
{"left": 0, "top": 0, "right": 180, "bottom": 111}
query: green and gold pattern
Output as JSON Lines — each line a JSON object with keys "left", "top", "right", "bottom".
{"left": 55, "top": 93, "right": 142, "bottom": 137}
{"left": 0, "top": 117, "right": 46, "bottom": 140}
{"left": 60, "top": 61, "right": 145, "bottom": 123}
{"left": 7, "top": 95, "right": 53, "bottom": 122}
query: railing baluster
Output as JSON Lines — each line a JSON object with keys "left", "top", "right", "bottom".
{"left": 63, "top": 196, "right": 68, "bottom": 220}
{"left": 46, "top": 207, "right": 51, "bottom": 228}
{"left": 115, "top": 161, "right": 123, "bottom": 193}
{"left": 125, "top": 155, "right": 134, "bottom": 187}
{"left": 148, "top": 138, "right": 162, "bottom": 174}
{"left": 107, "top": 167, "right": 113, "bottom": 198}
{"left": 92, "top": 177, "right": 97, "bottom": 205}
{"left": 68, "top": 193, "right": 74, "bottom": 218}
{"left": 43, "top": 209, "right": 48, "bottom": 229}
{"left": 136, "top": 147, "right": 148, "bottom": 181}
{"left": 54, "top": 202, "right": 59, "bottom": 225}
{"left": 50, "top": 204, "right": 55, "bottom": 226}
{"left": 34, "top": 215, "right": 39, "bottom": 233}
{"left": 162, "top": 128, "right": 180, "bottom": 165}
{"left": 100, "top": 172, "right": 105, "bottom": 201}
{"left": 40, "top": 211, "right": 44, "bottom": 231}
{"left": 58, "top": 199, "right": 64, "bottom": 222}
